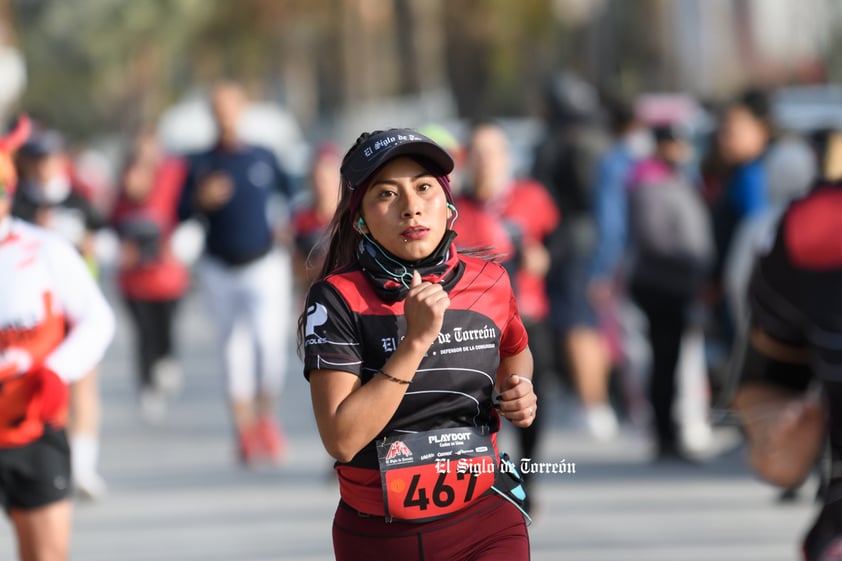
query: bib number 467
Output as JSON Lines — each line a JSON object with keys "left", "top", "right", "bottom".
{"left": 385, "top": 457, "right": 495, "bottom": 521}
{"left": 404, "top": 469, "right": 480, "bottom": 511}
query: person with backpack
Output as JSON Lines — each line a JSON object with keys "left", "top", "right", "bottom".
{"left": 626, "top": 122, "right": 715, "bottom": 462}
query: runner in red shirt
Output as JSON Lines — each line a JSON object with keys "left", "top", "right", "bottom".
{"left": 299, "top": 128, "right": 536, "bottom": 560}
{"left": 112, "top": 129, "right": 190, "bottom": 422}
{"left": 455, "top": 121, "right": 560, "bottom": 513}
{"left": 291, "top": 141, "right": 341, "bottom": 286}
{"left": 733, "top": 171, "right": 842, "bottom": 560}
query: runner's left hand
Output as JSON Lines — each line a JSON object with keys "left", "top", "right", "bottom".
{"left": 496, "top": 374, "right": 537, "bottom": 428}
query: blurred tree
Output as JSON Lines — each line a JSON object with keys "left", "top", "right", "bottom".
{"left": 9, "top": 0, "right": 842, "bottom": 144}
{"left": 443, "top": 0, "right": 560, "bottom": 119}
{"left": 0, "top": 0, "right": 26, "bottom": 121}
{"left": 12, "top": 0, "right": 568, "bottom": 139}
{"left": 13, "top": 0, "right": 349, "bottom": 140}
{"left": 14, "top": 0, "right": 216, "bottom": 138}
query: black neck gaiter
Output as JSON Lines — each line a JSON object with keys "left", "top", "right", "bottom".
{"left": 357, "top": 230, "right": 464, "bottom": 302}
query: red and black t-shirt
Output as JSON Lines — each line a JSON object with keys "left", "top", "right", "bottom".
{"left": 302, "top": 252, "right": 528, "bottom": 473}
{"left": 748, "top": 180, "right": 842, "bottom": 454}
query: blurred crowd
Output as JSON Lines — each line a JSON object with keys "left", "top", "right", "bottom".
{"left": 6, "top": 74, "right": 835, "bottom": 503}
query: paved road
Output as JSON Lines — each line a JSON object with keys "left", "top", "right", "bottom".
{"left": 0, "top": 285, "right": 817, "bottom": 561}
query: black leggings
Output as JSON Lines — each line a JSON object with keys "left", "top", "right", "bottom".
{"left": 124, "top": 298, "right": 180, "bottom": 389}
{"left": 630, "top": 284, "right": 693, "bottom": 451}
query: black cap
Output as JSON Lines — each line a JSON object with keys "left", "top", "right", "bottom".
{"left": 19, "top": 129, "right": 65, "bottom": 158}
{"left": 544, "top": 72, "right": 600, "bottom": 125}
{"left": 340, "top": 128, "right": 454, "bottom": 189}
{"left": 652, "top": 122, "right": 691, "bottom": 143}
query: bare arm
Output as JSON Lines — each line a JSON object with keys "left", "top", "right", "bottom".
{"left": 732, "top": 329, "right": 825, "bottom": 488}
{"left": 309, "top": 271, "right": 449, "bottom": 462}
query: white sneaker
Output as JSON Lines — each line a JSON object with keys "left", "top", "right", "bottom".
{"left": 682, "top": 421, "right": 714, "bottom": 454}
{"left": 139, "top": 387, "right": 167, "bottom": 424}
{"left": 152, "top": 357, "right": 182, "bottom": 397}
{"left": 70, "top": 434, "right": 106, "bottom": 500}
{"left": 584, "top": 404, "right": 619, "bottom": 442}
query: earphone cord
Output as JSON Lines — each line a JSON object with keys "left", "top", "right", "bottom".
{"left": 360, "top": 231, "right": 414, "bottom": 289}
{"left": 357, "top": 203, "right": 459, "bottom": 290}
{"left": 448, "top": 204, "right": 459, "bottom": 229}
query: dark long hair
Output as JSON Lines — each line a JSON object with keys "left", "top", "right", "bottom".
{"left": 313, "top": 132, "right": 376, "bottom": 279}
{"left": 295, "top": 131, "right": 378, "bottom": 357}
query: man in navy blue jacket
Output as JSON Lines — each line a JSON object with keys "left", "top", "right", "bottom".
{"left": 179, "top": 81, "right": 293, "bottom": 466}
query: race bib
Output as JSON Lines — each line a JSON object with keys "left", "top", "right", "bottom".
{"left": 376, "top": 426, "right": 496, "bottom": 523}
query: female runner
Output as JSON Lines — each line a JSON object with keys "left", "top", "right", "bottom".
{"left": 299, "top": 128, "right": 536, "bottom": 560}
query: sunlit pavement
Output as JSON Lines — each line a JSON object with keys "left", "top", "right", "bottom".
{"left": 0, "top": 284, "right": 816, "bottom": 561}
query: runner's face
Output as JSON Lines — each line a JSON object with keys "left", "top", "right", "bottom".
{"left": 211, "top": 84, "right": 245, "bottom": 141}
{"left": 359, "top": 156, "right": 451, "bottom": 262}
{"left": 467, "top": 124, "right": 510, "bottom": 202}
{"left": 718, "top": 106, "right": 768, "bottom": 164}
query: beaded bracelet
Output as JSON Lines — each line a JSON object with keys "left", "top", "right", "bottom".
{"left": 376, "top": 369, "right": 412, "bottom": 385}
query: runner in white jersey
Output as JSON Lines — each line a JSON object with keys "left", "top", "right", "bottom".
{"left": 0, "top": 115, "right": 115, "bottom": 561}
{"left": 14, "top": 123, "right": 111, "bottom": 499}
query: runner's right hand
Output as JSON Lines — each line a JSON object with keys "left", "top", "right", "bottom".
{"left": 195, "top": 171, "right": 234, "bottom": 212}
{"left": 404, "top": 270, "right": 450, "bottom": 348}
